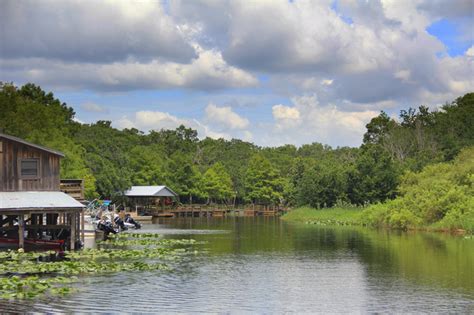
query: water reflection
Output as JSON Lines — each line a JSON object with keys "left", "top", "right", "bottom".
{"left": 2, "top": 217, "right": 473, "bottom": 313}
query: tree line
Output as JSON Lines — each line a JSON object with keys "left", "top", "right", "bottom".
{"left": 0, "top": 82, "right": 472, "bottom": 207}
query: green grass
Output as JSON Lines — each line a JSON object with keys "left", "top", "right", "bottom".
{"left": 283, "top": 206, "right": 473, "bottom": 234}
{"left": 282, "top": 207, "right": 363, "bottom": 226}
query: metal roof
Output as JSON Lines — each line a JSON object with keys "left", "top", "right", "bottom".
{"left": 124, "top": 186, "right": 178, "bottom": 197}
{"left": 0, "top": 191, "right": 84, "bottom": 210}
{"left": 0, "top": 133, "right": 65, "bottom": 157}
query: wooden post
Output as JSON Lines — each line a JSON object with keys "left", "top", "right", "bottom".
{"left": 18, "top": 215, "right": 25, "bottom": 249}
{"left": 70, "top": 212, "right": 76, "bottom": 250}
{"left": 81, "top": 210, "right": 85, "bottom": 243}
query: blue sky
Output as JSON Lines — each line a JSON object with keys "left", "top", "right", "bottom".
{"left": 427, "top": 18, "right": 473, "bottom": 56}
{"left": 1, "top": 0, "right": 473, "bottom": 147}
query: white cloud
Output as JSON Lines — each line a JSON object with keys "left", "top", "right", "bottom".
{"left": 394, "top": 70, "right": 411, "bottom": 82}
{"left": 114, "top": 116, "right": 136, "bottom": 130}
{"left": 466, "top": 45, "right": 474, "bottom": 57}
{"left": 266, "top": 95, "right": 378, "bottom": 147}
{"left": 192, "top": 119, "right": 232, "bottom": 140}
{"left": 112, "top": 110, "right": 232, "bottom": 140}
{"left": 242, "top": 130, "right": 253, "bottom": 142}
{"left": 171, "top": 0, "right": 473, "bottom": 105}
{"left": 204, "top": 103, "right": 249, "bottom": 129}
{"left": 0, "top": 0, "right": 195, "bottom": 63}
{"left": 134, "top": 111, "right": 189, "bottom": 130}
{"left": 1, "top": 0, "right": 472, "bottom": 148}
{"left": 1, "top": 48, "right": 258, "bottom": 91}
{"left": 72, "top": 117, "right": 84, "bottom": 124}
{"left": 81, "top": 102, "right": 108, "bottom": 113}
{"left": 321, "top": 79, "right": 334, "bottom": 86}
{"left": 272, "top": 104, "right": 301, "bottom": 130}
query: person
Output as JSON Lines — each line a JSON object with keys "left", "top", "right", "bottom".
{"left": 113, "top": 211, "right": 127, "bottom": 231}
{"left": 124, "top": 214, "right": 141, "bottom": 229}
{"left": 97, "top": 216, "right": 116, "bottom": 235}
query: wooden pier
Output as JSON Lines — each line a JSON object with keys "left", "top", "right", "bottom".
{"left": 149, "top": 205, "right": 288, "bottom": 218}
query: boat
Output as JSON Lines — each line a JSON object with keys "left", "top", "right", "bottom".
{"left": 0, "top": 237, "right": 65, "bottom": 250}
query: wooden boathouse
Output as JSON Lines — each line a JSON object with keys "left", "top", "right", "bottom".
{"left": 124, "top": 185, "right": 178, "bottom": 216}
{"left": 0, "top": 133, "right": 84, "bottom": 250}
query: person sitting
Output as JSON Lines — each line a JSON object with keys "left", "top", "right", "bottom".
{"left": 97, "top": 216, "right": 116, "bottom": 236}
{"left": 124, "top": 214, "right": 141, "bottom": 229}
{"left": 113, "top": 212, "right": 127, "bottom": 231}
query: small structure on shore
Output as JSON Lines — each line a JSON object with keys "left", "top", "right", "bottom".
{"left": 0, "top": 133, "right": 84, "bottom": 250}
{"left": 124, "top": 185, "right": 178, "bottom": 215}
{"left": 60, "top": 178, "right": 85, "bottom": 202}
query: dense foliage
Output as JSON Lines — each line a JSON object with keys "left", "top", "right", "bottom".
{"left": 362, "top": 147, "right": 474, "bottom": 232}
{"left": 0, "top": 83, "right": 472, "bottom": 211}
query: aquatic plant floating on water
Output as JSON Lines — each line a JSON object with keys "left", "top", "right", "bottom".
{"left": 0, "top": 233, "right": 198, "bottom": 300}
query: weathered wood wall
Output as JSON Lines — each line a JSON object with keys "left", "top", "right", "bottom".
{"left": 0, "top": 137, "right": 61, "bottom": 191}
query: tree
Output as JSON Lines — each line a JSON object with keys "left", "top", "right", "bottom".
{"left": 171, "top": 158, "right": 207, "bottom": 204}
{"left": 244, "top": 155, "right": 283, "bottom": 205}
{"left": 129, "top": 145, "right": 169, "bottom": 186}
{"left": 363, "top": 111, "right": 396, "bottom": 145}
{"left": 434, "top": 93, "right": 474, "bottom": 160}
{"left": 203, "top": 162, "right": 234, "bottom": 203}
{"left": 296, "top": 160, "right": 350, "bottom": 208}
{"left": 348, "top": 145, "right": 399, "bottom": 204}
{"left": 362, "top": 146, "right": 474, "bottom": 230}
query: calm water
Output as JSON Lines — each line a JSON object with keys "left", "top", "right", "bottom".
{"left": 2, "top": 217, "right": 473, "bottom": 313}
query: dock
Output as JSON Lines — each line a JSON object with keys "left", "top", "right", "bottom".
{"left": 147, "top": 205, "right": 288, "bottom": 218}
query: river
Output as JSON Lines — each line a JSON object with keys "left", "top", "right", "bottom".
{"left": 2, "top": 217, "right": 473, "bottom": 313}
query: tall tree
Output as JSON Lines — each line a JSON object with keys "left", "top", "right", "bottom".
{"left": 348, "top": 145, "right": 399, "bottom": 204}
{"left": 203, "top": 162, "right": 234, "bottom": 203}
{"left": 244, "top": 155, "right": 283, "bottom": 205}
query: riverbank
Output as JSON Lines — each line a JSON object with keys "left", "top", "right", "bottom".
{"left": 282, "top": 207, "right": 473, "bottom": 235}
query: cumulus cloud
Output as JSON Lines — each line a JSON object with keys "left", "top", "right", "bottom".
{"left": 80, "top": 102, "right": 108, "bottom": 113}
{"left": 1, "top": 0, "right": 472, "bottom": 147}
{"left": 266, "top": 95, "right": 378, "bottom": 147}
{"left": 112, "top": 105, "right": 254, "bottom": 143}
{"left": 134, "top": 111, "right": 189, "bottom": 130}
{"left": 466, "top": 45, "right": 474, "bottom": 57}
{"left": 1, "top": 48, "right": 258, "bottom": 91}
{"left": 417, "top": 0, "right": 473, "bottom": 19}
{"left": 204, "top": 103, "right": 249, "bottom": 129}
{"left": 170, "top": 0, "right": 473, "bottom": 105}
{"left": 0, "top": 1, "right": 257, "bottom": 91}
{"left": 112, "top": 110, "right": 232, "bottom": 140}
{"left": 272, "top": 104, "right": 301, "bottom": 130}
{"left": 321, "top": 79, "right": 334, "bottom": 86}
{"left": 0, "top": 0, "right": 195, "bottom": 63}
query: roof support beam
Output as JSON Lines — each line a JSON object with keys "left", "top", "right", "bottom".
{"left": 18, "top": 214, "right": 24, "bottom": 249}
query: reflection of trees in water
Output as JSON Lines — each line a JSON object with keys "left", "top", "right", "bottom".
{"left": 161, "top": 217, "right": 474, "bottom": 295}
{"left": 354, "top": 229, "right": 473, "bottom": 295}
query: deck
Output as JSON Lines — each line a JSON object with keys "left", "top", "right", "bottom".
{"left": 144, "top": 205, "right": 288, "bottom": 218}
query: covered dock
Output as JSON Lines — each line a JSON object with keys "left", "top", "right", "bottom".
{"left": 0, "top": 191, "right": 84, "bottom": 250}
{"left": 0, "top": 132, "right": 85, "bottom": 250}
{"left": 124, "top": 185, "right": 178, "bottom": 215}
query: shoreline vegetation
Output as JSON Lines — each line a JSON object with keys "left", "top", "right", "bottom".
{"left": 282, "top": 207, "right": 472, "bottom": 235}
{"left": 283, "top": 145, "right": 474, "bottom": 234}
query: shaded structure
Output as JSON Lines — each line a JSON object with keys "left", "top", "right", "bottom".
{"left": 124, "top": 186, "right": 178, "bottom": 215}
{"left": 0, "top": 133, "right": 84, "bottom": 250}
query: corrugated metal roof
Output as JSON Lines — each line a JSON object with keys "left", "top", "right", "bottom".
{"left": 0, "top": 191, "right": 84, "bottom": 210}
{"left": 0, "top": 133, "right": 65, "bottom": 157}
{"left": 124, "top": 186, "right": 178, "bottom": 197}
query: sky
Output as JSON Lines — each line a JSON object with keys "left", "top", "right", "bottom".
{"left": 1, "top": 0, "right": 473, "bottom": 148}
